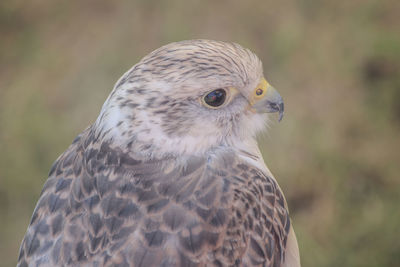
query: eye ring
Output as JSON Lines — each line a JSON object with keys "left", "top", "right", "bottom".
{"left": 202, "top": 89, "right": 227, "bottom": 108}
{"left": 256, "top": 88, "right": 264, "bottom": 96}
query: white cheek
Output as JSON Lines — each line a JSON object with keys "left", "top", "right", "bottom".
{"left": 136, "top": 114, "right": 223, "bottom": 156}
{"left": 94, "top": 91, "right": 269, "bottom": 159}
{"left": 250, "top": 113, "right": 269, "bottom": 135}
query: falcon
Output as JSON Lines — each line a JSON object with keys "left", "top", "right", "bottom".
{"left": 18, "top": 40, "right": 300, "bottom": 267}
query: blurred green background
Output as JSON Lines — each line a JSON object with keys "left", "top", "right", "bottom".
{"left": 1, "top": 0, "right": 399, "bottom": 266}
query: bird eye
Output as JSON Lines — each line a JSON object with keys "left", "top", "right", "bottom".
{"left": 202, "top": 89, "right": 227, "bottom": 108}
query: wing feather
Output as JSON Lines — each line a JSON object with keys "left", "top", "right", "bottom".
{"left": 18, "top": 129, "right": 293, "bottom": 266}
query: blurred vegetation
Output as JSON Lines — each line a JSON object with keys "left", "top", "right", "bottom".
{"left": 1, "top": 0, "right": 399, "bottom": 266}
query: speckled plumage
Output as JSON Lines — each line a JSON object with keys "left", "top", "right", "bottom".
{"left": 18, "top": 40, "right": 300, "bottom": 267}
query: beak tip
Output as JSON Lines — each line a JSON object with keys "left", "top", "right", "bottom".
{"left": 278, "top": 112, "right": 284, "bottom": 122}
{"left": 278, "top": 102, "right": 284, "bottom": 122}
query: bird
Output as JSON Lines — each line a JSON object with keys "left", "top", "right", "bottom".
{"left": 18, "top": 39, "right": 300, "bottom": 267}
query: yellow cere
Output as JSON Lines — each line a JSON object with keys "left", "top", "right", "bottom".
{"left": 250, "top": 78, "right": 269, "bottom": 105}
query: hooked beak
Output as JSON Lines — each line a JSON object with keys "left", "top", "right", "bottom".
{"left": 253, "top": 84, "right": 284, "bottom": 121}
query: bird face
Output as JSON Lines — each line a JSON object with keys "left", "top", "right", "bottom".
{"left": 96, "top": 40, "right": 284, "bottom": 157}
{"left": 199, "top": 78, "right": 284, "bottom": 120}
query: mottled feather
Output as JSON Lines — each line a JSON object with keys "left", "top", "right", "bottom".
{"left": 18, "top": 39, "right": 300, "bottom": 267}
{"left": 19, "top": 128, "right": 290, "bottom": 266}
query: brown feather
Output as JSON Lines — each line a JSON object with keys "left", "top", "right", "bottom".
{"left": 18, "top": 127, "right": 291, "bottom": 266}
{"left": 18, "top": 39, "right": 300, "bottom": 267}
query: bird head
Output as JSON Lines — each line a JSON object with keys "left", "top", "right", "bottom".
{"left": 95, "top": 40, "right": 284, "bottom": 158}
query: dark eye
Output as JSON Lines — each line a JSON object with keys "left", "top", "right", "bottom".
{"left": 203, "top": 89, "right": 226, "bottom": 107}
